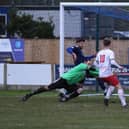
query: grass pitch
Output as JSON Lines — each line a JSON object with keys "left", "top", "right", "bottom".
{"left": 0, "top": 90, "right": 129, "bottom": 129}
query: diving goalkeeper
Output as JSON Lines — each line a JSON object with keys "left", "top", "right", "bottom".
{"left": 22, "top": 60, "right": 98, "bottom": 102}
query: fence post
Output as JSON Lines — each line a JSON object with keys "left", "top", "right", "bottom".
{"left": 4, "top": 63, "right": 8, "bottom": 90}
{"left": 95, "top": 14, "right": 100, "bottom": 93}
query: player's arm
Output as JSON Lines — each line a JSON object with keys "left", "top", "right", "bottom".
{"left": 111, "top": 59, "right": 123, "bottom": 69}
{"left": 88, "top": 68, "right": 99, "bottom": 77}
{"left": 66, "top": 47, "right": 73, "bottom": 54}
{"left": 93, "top": 53, "right": 99, "bottom": 68}
{"left": 86, "top": 64, "right": 99, "bottom": 78}
{"left": 84, "top": 54, "right": 96, "bottom": 61}
{"left": 66, "top": 47, "right": 77, "bottom": 62}
{"left": 110, "top": 51, "right": 123, "bottom": 69}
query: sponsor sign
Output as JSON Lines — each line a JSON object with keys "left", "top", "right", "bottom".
{"left": 10, "top": 39, "right": 24, "bottom": 61}
{"left": 0, "top": 38, "right": 24, "bottom": 62}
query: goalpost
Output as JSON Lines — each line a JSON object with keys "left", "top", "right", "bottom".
{"left": 59, "top": 2, "right": 129, "bottom": 75}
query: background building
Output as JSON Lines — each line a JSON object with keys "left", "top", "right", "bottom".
{"left": 0, "top": 7, "right": 8, "bottom": 37}
{"left": 1, "top": 0, "right": 129, "bottom": 38}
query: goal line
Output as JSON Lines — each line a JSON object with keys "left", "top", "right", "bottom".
{"left": 80, "top": 93, "right": 129, "bottom": 97}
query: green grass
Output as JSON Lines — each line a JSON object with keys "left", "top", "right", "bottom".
{"left": 0, "top": 90, "right": 129, "bottom": 129}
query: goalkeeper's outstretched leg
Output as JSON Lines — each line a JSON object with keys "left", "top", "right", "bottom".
{"left": 22, "top": 86, "right": 49, "bottom": 101}
{"left": 21, "top": 77, "right": 71, "bottom": 101}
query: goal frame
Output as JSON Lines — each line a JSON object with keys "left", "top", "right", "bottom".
{"left": 59, "top": 2, "right": 129, "bottom": 75}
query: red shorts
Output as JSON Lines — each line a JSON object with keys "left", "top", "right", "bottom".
{"left": 100, "top": 75, "right": 119, "bottom": 87}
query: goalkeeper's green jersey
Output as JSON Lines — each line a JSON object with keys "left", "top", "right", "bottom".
{"left": 61, "top": 63, "right": 88, "bottom": 85}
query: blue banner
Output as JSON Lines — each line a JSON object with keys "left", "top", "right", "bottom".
{"left": 0, "top": 38, "right": 24, "bottom": 62}
{"left": 10, "top": 39, "right": 24, "bottom": 61}
{"left": 54, "top": 64, "right": 129, "bottom": 86}
{"left": 0, "top": 7, "right": 8, "bottom": 14}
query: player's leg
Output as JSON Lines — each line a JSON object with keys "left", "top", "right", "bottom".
{"left": 22, "top": 78, "right": 67, "bottom": 101}
{"left": 96, "top": 78, "right": 107, "bottom": 95}
{"left": 104, "top": 85, "right": 115, "bottom": 106}
{"left": 59, "top": 79, "right": 85, "bottom": 102}
{"left": 60, "top": 84, "right": 84, "bottom": 102}
{"left": 87, "top": 67, "right": 107, "bottom": 95}
{"left": 64, "top": 79, "right": 85, "bottom": 101}
{"left": 22, "top": 86, "right": 50, "bottom": 102}
{"left": 105, "top": 86, "right": 115, "bottom": 99}
{"left": 109, "top": 75, "right": 127, "bottom": 107}
{"left": 59, "top": 85, "right": 78, "bottom": 102}
{"left": 67, "top": 86, "right": 84, "bottom": 100}
{"left": 58, "top": 86, "right": 75, "bottom": 102}
{"left": 101, "top": 76, "right": 115, "bottom": 106}
{"left": 103, "top": 75, "right": 127, "bottom": 107}
{"left": 117, "top": 84, "right": 127, "bottom": 107}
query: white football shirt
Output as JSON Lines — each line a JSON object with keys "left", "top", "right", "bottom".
{"left": 95, "top": 48, "right": 114, "bottom": 77}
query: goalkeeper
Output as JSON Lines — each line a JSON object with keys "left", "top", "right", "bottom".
{"left": 22, "top": 60, "right": 98, "bottom": 102}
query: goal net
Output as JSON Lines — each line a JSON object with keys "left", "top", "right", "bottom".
{"left": 59, "top": 2, "right": 129, "bottom": 92}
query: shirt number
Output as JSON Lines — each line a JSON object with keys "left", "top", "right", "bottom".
{"left": 100, "top": 55, "right": 105, "bottom": 63}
